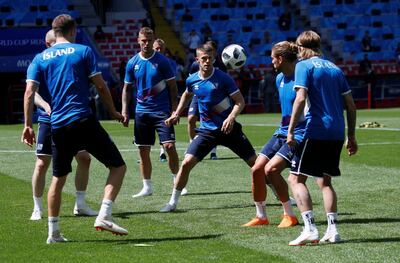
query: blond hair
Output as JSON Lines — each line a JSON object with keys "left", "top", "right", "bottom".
{"left": 296, "top": 30, "right": 322, "bottom": 59}
{"left": 138, "top": 27, "right": 154, "bottom": 38}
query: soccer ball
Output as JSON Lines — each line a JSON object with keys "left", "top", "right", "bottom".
{"left": 221, "top": 44, "right": 247, "bottom": 69}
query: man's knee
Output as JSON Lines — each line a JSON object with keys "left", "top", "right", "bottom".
{"left": 188, "top": 115, "right": 197, "bottom": 126}
{"left": 264, "top": 164, "right": 279, "bottom": 177}
{"left": 288, "top": 173, "right": 299, "bottom": 187}
{"left": 163, "top": 142, "right": 176, "bottom": 152}
{"left": 75, "top": 151, "right": 91, "bottom": 165}
{"left": 251, "top": 163, "right": 264, "bottom": 177}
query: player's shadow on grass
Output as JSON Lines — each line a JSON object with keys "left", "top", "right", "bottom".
{"left": 343, "top": 237, "right": 400, "bottom": 244}
{"left": 111, "top": 202, "right": 265, "bottom": 218}
{"left": 340, "top": 217, "right": 400, "bottom": 224}
{"left": 185, "top": 203, "right": 282, "bottom": 211}
{"left": 112, "top": 210, "right": 186, "bottom": 218}
{"left": 83, "top": 233, "right": 223, "bottom": 245}
{"left": 184, "top": 190, "right": 251, "bottom": 196}
{"left": 204, "top": 156, "right": 241, "bottom": 161}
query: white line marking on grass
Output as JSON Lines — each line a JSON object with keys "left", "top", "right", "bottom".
{"left": 0, "top": 150, "right": 35, "bottom": 153}
{"left": 358, "top": 142, "right": 400, "bottom": 146}
{"left": 358, "top": 127, "right": 400, "bottom": 131}
{"left": 245, "top": 123, "right": 400, "bottom": 131}
{"left": 1, "top": 141, "right": 399, "bottom": 153}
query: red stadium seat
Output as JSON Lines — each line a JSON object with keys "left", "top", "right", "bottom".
{"left": 115, "top": 50, "right": 124, "bottom": 56}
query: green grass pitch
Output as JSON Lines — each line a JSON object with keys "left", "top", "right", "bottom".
{"left": 0, "top": 108, "right": 399, "bottom": 262}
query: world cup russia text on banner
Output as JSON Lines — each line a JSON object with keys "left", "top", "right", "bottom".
{"left": 0, "top": 27, "right": 104, "bottom": 73}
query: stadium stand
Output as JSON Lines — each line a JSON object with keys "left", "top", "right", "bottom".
{"left": 159, "top": 0, "right": 400, "bottom": 110}
{"left": 92, "top": 18, "right": 141, "bottom": 78}
{"left": 0, "top": 0, "right": 81, "bottom": 27}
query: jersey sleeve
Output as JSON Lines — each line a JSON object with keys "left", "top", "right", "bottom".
{"left": 26, "top": 55, "right": 41, "bottom": 85}
{"left": 294, "top": 61, "right": 310, "bottom": 90}
{"left": 124, "top": 59, "right": 135, "bottom": 84}
{"left": 160, "top": 56, "right": 175, "bottom": 81}
{"left": 185, "top": 77, "right": 193, "bottom": 93}
{"left": 340, "top": 72, "right": 351, "bottom": 95}
{"left": 222, "top": 72, "right": 239, "bottom": 96}
{"left": 84, "top": 47, "right": 101, "bottom": 78}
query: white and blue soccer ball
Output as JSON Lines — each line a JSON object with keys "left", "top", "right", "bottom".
{"left": 221, "top": 44, "right": 247, "bottom": 69}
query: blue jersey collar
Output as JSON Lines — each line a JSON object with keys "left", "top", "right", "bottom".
{"left": 198, "top": 67, "right": 215, "bottom": 80}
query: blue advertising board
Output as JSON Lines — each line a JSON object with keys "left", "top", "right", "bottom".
{"left": 0, "top": 27, "right": 111, "bottom": 81}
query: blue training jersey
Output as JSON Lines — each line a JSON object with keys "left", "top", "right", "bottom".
{"left": 26, "top": 42, "right": 100, "bottom": 129}
{"left": 294, "top": 56, "right": 351, "bottom": 140}
{"left": 186, "top": 68, "right": 239, "bottom": 130}
{"left": 124, "top": 51, "right": 175, "bottom": 113}
{"left": 274, "top": 73, "right": 306, "bottom": 142}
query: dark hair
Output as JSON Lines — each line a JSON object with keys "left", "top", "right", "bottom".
{"left": 52, "top": 14, "right": 76, "bottom": 37}
{"left": 272, "top": 41, "right": 298, "bottom": 62}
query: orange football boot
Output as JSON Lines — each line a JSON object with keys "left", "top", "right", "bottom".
{"left": 242, "top": 217, "right": 269, "bottom": 227}
{"left": 278, "top": 215, "right": 299, "bottom": 228}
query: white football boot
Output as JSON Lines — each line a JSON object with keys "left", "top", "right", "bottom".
{"left": 159, "top": 203, "right": 176, "bottom": 213}
{"left": 289, "top": 228, "right": 319, "bottom": 246}
{"left": 132, "top": 187, "right": 153, "bottom": 198}
{"left": 319, "top": 230, "right": 341, "bottom": 244}
{"left": 46, "top": 231, "right": 68, "bottom": 244}
{"left": 180, "top": 188, "right": 188, "bottom": 196}
{"left": 73, "top": 204, "right": 98, "bottom": 216}
{"left": 30, "top": 210, "right": 42, "bottom": 221}
{"left": 94, "top": 216, "right": 128, "bottom": 236}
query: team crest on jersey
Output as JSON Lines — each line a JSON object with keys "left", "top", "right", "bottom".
{"left": 194, "top": 85, "right": 199, "bottom": 90}
{"left": 152, "top": 63, "right": 158, "bottom": 69}
{"left": 134, "top": 65, "right": 139, "bottom": 71}
{"left": 211, "top": 82, "right": 218, "bottom": 89}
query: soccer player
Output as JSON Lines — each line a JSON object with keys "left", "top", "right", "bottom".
{"left": 30, "top": 29, "right": 97, "bottom": 221}
{"left": 153, "top": 38, "right": 176, "bottom": 163}
{"left": 22, "top": 14, "right": 128, "bottom": 243}
{"left": 243, "top": 41, "right": 303, "bottom": 228}
{"left": 286, "top": 30, "right": 358, "bottom": 245}
{"left": 122, "top": 27, "right": 186, "bottom": 197}
{"left": 187, "top": 40, "right": 224, "bottom": 160}
{"left": 159, "top": 44, "right": 257, "bottom": 212}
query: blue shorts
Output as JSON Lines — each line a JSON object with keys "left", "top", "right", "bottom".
{"left": 186, "top": 122, "right": 255, "bottom": 161}
{"left": 51, "top": 115, "right": 125, "bottom": 177}
{"left": 36, "top": 122, "right": 52, "bottom": 156}
{"left": 36, "top": 122, "right": 85, "bottom": 156}
{"left": 134, "top": 112, "right": 175, "bottom": 146}
{"left": 290, "top": 139, "right": 344, "bottom": 177}
{"left": 259, "top": 135, "right": 297, "bottom": 166}
{"left": 188, "top": 95, "right": 199, "bottom": 117}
